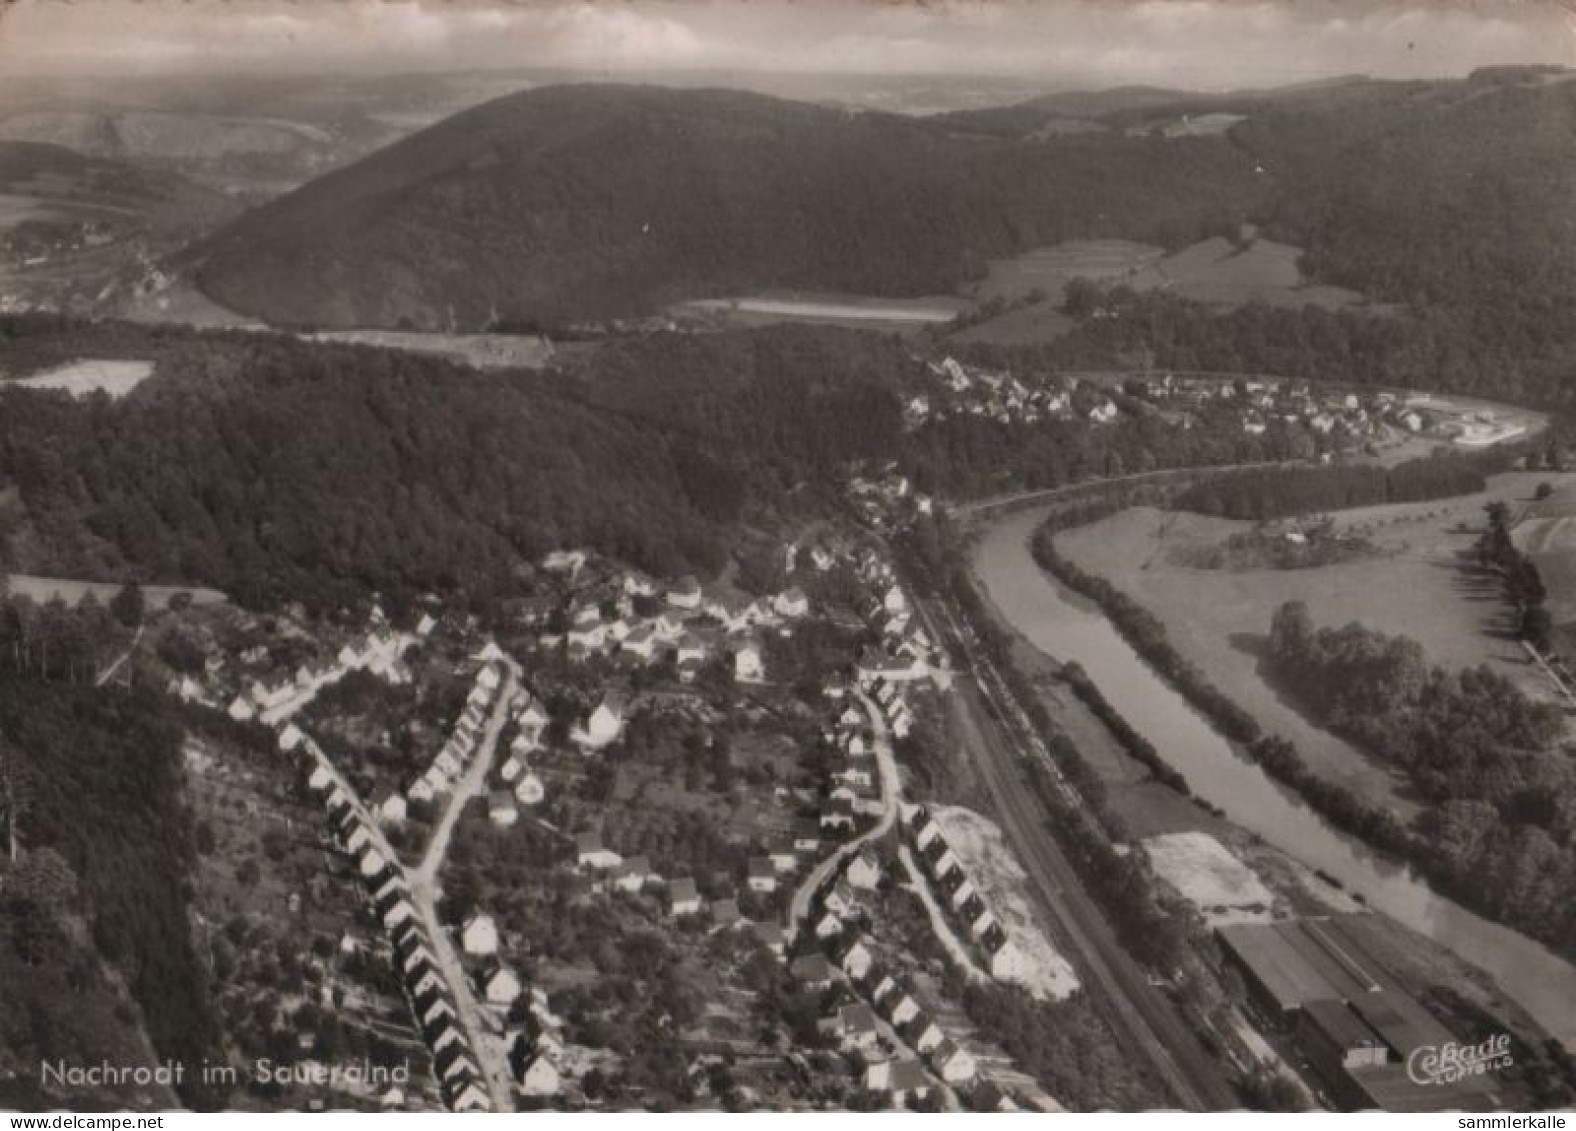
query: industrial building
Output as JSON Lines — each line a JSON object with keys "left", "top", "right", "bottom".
{"left": 1217, "top": 915, "right": 1499, "bottom": 1111}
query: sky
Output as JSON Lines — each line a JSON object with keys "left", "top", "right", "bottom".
{"left": 2, "top": 0, "right": 1574, "bottom": 88}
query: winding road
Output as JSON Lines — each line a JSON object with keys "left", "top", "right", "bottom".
{"left": 408, "top": 659, "right": 522, "bottom": 1111}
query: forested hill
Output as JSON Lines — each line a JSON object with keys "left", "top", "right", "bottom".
{"left": 0, "top": 319, "right": 924, "bottom": 613}
{"left": 189, "top": 83, "right": 1266, "bottom": 329}
{"left": 941, "top": 68, "right": 1576, "bottom": 326}
{"left": 191, "top": 72, "right": 1576, "bottom": 356}
{"left": 0, "top": 322, "right": 724, "bottom": 611}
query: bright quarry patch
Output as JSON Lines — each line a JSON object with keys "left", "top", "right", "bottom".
{"left": 931, "top": 804, "right": 1080, "bottom": 1001}
{"left": 1142, "top": 831, "right": 1276, "bottom": 927}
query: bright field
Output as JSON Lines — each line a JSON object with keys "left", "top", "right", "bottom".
{"left": 1054, "top": 471, "right": 1576, "bottom": 805}
{"left": 5, "top": 358, "right": 154, "bottom": 397}
{"left": 1142, "top": 831, "right": 1278, "bottom": 928}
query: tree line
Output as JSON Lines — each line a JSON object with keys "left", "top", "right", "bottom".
{"left": 1265, "top": 601, "right": 1575, "bottom": 955}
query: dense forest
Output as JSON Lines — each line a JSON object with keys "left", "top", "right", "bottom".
{"left": 0, "top": 668, "right": 219, "bottom": 1105}
{"left": 1172, "top": 457, "right": 1495, "bottom": 521}
{"left": 0, "top": 319, "right": 756, "bottom": 613}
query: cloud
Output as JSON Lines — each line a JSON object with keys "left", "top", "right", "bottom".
{"left": 1, "top": 0, "right": 1572, "bottom": 84}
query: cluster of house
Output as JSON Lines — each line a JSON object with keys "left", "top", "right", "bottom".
{"left": 794, "top": 853, "right": 980, "bottom": 1105}
{"left": 290, "top": 728, "right": 490, "bottom": 1113}
{"left": 453, "top": 912, "right": 572, "bottom": 1102}
{"left": 846, "top": 468, "right": 937, "bottom": 531}
{"left": 745, "top": 818, "right": 829, "bottom": 898}
{"left": 490, "top": 692, "right": 551, "bottom": 826}
{"left": 820, "top": 703, "right": 883, "bottom": 832}
{"left": 539, "top": 558, "right": 808, "bottom": 685}
{"left": 224, "top": 612, "right": 430, "bottom": 728}
{"left": 507, "top": 988, "right": 570, "bottom": 1100}
{"left": 570, "top": 828, "right": 704, "bottom": 918}
{"left": 850, "top": 552, "right": 944, "bottom": 692}
{"left": 907, "top": 357, "right": 1076, "bottom": 430}
{"left": 903, "top": 806, "right": 1026, "bottom": 982}
{"left": 407, "top": 654, "right": 506, "bottom": 806}
{"left": 1124, "top": 372, "right": 1454, "bottom": 444}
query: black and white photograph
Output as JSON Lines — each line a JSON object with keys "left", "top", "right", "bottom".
{"left": 0, "top": 0, "right": 1574, "bottom": 1116}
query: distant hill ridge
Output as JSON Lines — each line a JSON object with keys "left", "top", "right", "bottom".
{"left": 190, "top": 83, "right": 1265, "bottom": 329}
{"left": 190, "top": 75, "right": 1576, "bottom": 333}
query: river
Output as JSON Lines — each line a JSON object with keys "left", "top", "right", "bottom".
{"left": 973, "top": 504, "right": 1576, "bottom": 1048}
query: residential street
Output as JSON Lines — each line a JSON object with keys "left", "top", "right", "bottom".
{"left": 784, "top": 689, "right": 898, "bottom": 936}
{"left": 409, "top": 659, "right": 522, "bottom": 1110}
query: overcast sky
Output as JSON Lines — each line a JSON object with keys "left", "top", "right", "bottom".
{"left": 4, "top": 0, "right": 1574, "bottom": 88}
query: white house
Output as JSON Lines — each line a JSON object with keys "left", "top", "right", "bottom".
{"left": 481, "top": 964, "right": 522, "bottom": 1007}
{"left": 460, "top": 913, "right": 499, "bottom": 957}
{"left": 576, "top": 831, "right": 622, "bottom": 871}
{"left": 909, "top": 1016, "right": 944, "bottom": 1054}
{"left": 519, "top": 1052, "right": 562, "bottom": 1097}
{"left": 515, "top": 771, "right": 546, "bottom": 806}
{"left": 747, "top": 858, "right": 777, "bottom": 893}
{"left": 668, "top": 877, "right": 701, "bottom": 917}
{"left": 582, "top": 692, "right": 627, "bottom": 748}
{"left": 733, "top": 639, "right": 765, "bottom": 683}
{"left": 489, "top": 791, "right": 519, "bottom": 828}
{"left": 837, "top": 937, "right": 875, "bottom": 980}
{"left": 846, "top": 849, "right": 882, "bottom": 890}
{"left": 929, "top": 1038, "right": 977, "bottom": 1084}
{"left": 610, "top": 855, "right": 654, "bottom": 894}
{"left": 667, "top": 576, "right": 703, "bottom": 610}
{"left": 774, "top": 587, "right": 809, "bottom": 619}
{"left": 374, "top": 789, "right": 408, "bottom": 825}
{"left": 623, "top": 627, "right": 659, "bottom": 661}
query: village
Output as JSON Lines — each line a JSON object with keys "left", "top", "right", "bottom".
{"left": 901, "top": 355, "right": 1531, "bottom": 455}
{"left": 146, "top": 508, "right": 1082, "bottom": 1111}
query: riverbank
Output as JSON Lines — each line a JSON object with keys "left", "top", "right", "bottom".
{"left": 1033, "top": 499, "right": 1575, "bottom": 970}
{"left": 970, "top": 504, "right": 1576, "bottom": 1049}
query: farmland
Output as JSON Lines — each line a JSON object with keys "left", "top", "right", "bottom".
{"left": 1053, "top": 471, "right": 1576, "bottom": 805}
{"left": 956, "top": 235, "right": 1368, "bottom": 346}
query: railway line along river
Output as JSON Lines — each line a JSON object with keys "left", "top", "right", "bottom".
{"left": 972, "top": 503, "right": 1576, "bottom": 1048}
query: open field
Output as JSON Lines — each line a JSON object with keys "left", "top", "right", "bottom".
{"left": 1513, "top": 475, "right": 1576, "bottom": 626}
{"left": 1055, "top": 471, "right": 1576, "bottom": 803}
{"left": 0, "top": 191, "right": 74, "bottom": 230}
{"left": 305, "top": 329, "right": 557, "bottom": 370}
{"left": 951, "top": 299, "right": 1076, "bottom": 346}
{"left": 6, "top": 573, "right": 228, "bottom": 609}
{"left": 959, "top": 235, "right": 1367, "bottom": 345}
{"left": 1141, "top": 831, "right": 1277, "bottom": 927}
{"left": 672, "top": 290, "right": 967, "bottom": 330}
{"left": 4, "top": 358, "right": 154, "bottom": 397}
{"left": 970, "top": 238, "right": 1165, "bottom": 305}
